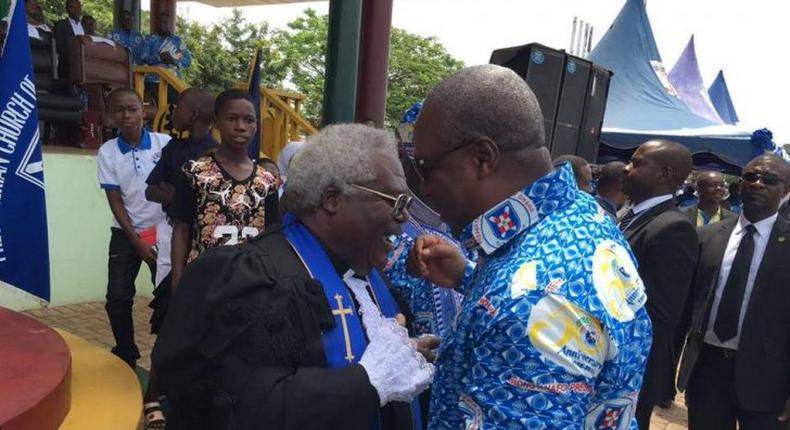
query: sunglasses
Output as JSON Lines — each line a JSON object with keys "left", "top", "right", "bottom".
{"left": 409, "top": 139, "right": 478, "bottom": 181}
{"left": 350, "top": 184, "right": 413, "bottom": 221}
{"left": 742, "top": 171, "right": 785, "bottom": 186}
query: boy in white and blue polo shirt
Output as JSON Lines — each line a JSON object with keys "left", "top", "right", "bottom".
{"left": 97, "top": 88, "right": 170, "bottom": 369}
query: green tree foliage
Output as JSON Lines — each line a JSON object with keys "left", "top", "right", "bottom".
{"left": 176, "top": 18, "right": 235, "bottom": 91}
{"left": 38, "top": 0, "right": 114, "bottom": 34}
{"left": 387, "top": 28, "right": 463, "bottom": 127}
{"left": 270, "top": 8, "right": 327, "bottom": 122}
{"left": 178, "top": 9, "right": 286, "bottom": 92}
{"left": 37, "top": 0, "right": 150, "bottom": 36}
{"left": 273, "top": 9, "right": 463, "bottom": 126}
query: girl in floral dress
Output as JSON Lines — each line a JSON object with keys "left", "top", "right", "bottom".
{"left": 169, "top": 89, "right": 280, "bottom": 290}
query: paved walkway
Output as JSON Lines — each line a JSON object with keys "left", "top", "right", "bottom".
{"left": 22, "top": 299, "right": 690, "bottom": 429}
{"left": 23, "top": 298, "right": 156, "bottom": 370}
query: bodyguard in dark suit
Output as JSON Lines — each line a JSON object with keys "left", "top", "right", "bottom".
{"left": 680, "top": 171, "right": 737, "bottom": 227}
{"left": 678, "top": 154, "right": 790, "bottom": 430}
{"left": 619, "top": 140, "right": 699, "bottom": 429}
{"left": 53, "top": 0, "right": 83, "bottom": 79}
{"left": 553, "top": 154, "right": 593, "bottom": 193}
{"left": 780, "top": 197, "right": 789, "bottom": 221}
{"left": 595, "top": 160, "right": 627, "bottom": 222}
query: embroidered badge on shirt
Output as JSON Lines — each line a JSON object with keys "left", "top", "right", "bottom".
{"left": 592, "top": 240, "right": 646, "bottom": 322}
{"left": 471, "top": 192, "right": 539, "bottom": 255}
{"left": 585, "top": 397, "right": 636, "bottom": 430}
{"left": 510, "top": 261, "right": 538, "bottom": 299}
{"left": 527, "top": 294, "right": 615, "bottom": 378}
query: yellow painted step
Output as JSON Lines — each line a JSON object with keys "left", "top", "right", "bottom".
{"left": 55, "top": 329, "right": 142, "bottom": 429}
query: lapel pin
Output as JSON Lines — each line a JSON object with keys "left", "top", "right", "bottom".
{"left": 779, "top": 236, "right": 786, "bottom": 243}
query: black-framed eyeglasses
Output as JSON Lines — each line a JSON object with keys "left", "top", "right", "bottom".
{"left": 742, "top": 171, "right": 785, "bottom": 186}
{"left": 409, "top": 139, "right": 478, "bottom": 181}
{"left": 697, "top": 180, "right": 726, "bottom": 190}
{"left": 350, "top": 184, "right": 413, "bottom": 221}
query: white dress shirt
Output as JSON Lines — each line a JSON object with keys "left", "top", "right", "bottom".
{"left": 620, "top": 194, "right": 673, "bottom": 230}
{"left": 704, "top": 213, "right": 778, "bottom": 349}
{"left": 68, "top": 17, "right": 84, "bottom": 36}
{"left": 27, "top": 23, "right": 51, "bottom": 39}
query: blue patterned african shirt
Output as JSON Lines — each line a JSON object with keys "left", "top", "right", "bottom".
{"left": 140, "top": 33, "right": 191, "bottom": 82}
{"left": 385, "top": 220, "right": 464, "bottom": 338}
{"left": 107, "top": 29, "right": 144, "bottom": 64}
{"left": 428, "top": 165, "right": 652, "bottom": 430}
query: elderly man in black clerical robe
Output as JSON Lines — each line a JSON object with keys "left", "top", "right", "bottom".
{"left": 152, "top": 124, "right": 433, "bottom": 430}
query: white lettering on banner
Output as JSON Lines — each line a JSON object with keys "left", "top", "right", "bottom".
{"left": 0, "top": 75, "right": 37, "bottom": 155}
{"left": 0, "top": 158, "right": 7, "bottom": 201}
{"left": 0, "top": 229, "right": 6, "bottom": 262}
{"left": 0, "top": 76, "right": 39, "bottom": 203}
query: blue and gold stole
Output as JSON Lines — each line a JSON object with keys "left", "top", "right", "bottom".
{"left": 282, "top": 213, "right": 424, "bottom": 429}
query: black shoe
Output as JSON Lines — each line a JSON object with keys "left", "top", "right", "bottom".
{"left": 110, "top": 347, "right": 138, "bottom": 370}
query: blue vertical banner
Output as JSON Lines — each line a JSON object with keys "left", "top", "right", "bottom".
{"left": 0, "top": 0, "right": 51, "bottom": 301}
{"left": 246, "top": 48, "right": 262, "bottom": 162}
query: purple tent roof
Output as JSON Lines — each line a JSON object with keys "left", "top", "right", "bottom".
{"left": 668, "top": 36, "right": 724, "bottom": 124}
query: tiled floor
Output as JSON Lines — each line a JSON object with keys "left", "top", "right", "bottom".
{"left": 23, "top": 297, "right": 157, "bottom": 371}
{"left": 22, "top": 299, "right": 689, "bottom": 429}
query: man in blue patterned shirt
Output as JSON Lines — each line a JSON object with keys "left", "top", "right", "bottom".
{"left": 108, "top": 10, "right": 144, "bottom": 64}
{"left": 410, "top": 65, "right": 653, "bottom": 429}
{"left": 386, "top": 101, "right": 464, "bottom": 341}
{"left": 140, "top": 10, "right": 191, "bottom": 83}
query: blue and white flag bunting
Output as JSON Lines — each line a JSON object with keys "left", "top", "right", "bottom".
{"left": 0, "top": 0, "right": 51, "bottom": 301}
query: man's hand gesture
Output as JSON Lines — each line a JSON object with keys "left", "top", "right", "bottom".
{"left": 407, "top": 235, "right": 466, "bottom": 288}
{"left": 159, "top": 50, "right": 175, "bottom": 64}
{"left": 778, "top": 398, "right": 790, "bottom": 429}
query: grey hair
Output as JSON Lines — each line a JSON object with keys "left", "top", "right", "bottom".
{"left": 422, "top": 64, "right": 545, "bottom": 150}
{"left": 284, "top": 123, "right": 398, "bottom": 214}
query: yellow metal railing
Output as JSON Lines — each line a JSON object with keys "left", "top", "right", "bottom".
{"left": 260, "top": 87, "right": 317, "bottom": 162}
{"left": 132, "top": 65, "right": 317, "bottom": 162}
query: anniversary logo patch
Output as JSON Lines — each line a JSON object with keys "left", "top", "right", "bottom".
{"left": 591, "top": 240, "right": 646, "bottom": 322}
{"left": 527, "top": 294, "right": 616, "bottom": 378}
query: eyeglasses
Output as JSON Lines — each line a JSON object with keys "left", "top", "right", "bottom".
{"left": 697, "top": 181, "right": 726, "bottom": 189}
{"left": 742, "top": 171, "right": 785, "bottom": 186}
{"left": 410, "top": 139, "right": 478, "bottom": 181}
{"left": 350, "top": 184, "right": 412, "bottom": 221}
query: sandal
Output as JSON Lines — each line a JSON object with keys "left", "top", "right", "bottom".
{"left": 144, "top": 402, "right": 166, "bottom": 430}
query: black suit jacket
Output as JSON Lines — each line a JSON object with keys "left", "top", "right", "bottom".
{"left": 53, "top": 18, "right": 76, "bottom": 78}
{"left": 780, "top": 200, "right": 790, "bottom": 222}
{"left": 623, "top": 198, "right": 699, "bottom": 405}
{"left": 678, "top": 216, "right": 790, "bottom": 412}
{"left": 680, "top": 204, "right": 736, "bottom": 226}
{"left": 595, "top": 195, "right": 618, "bottom": 222}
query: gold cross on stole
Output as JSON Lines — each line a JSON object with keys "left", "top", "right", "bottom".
{"left": 332, "top": 293, "right": 355, "bottom": 362}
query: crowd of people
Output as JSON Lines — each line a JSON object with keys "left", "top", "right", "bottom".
{"left": 24, "top": 0, "right": 191, "bottom": 80}
{"left": 18, "top": 0, "right": 192, "bottom": 146}
{"left": 96, "top": 64, "right": 790, "bottom": 430}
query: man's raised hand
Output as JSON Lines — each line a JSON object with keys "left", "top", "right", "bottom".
{"left": 407, "top": 235, "right": 466, "bottom": 288}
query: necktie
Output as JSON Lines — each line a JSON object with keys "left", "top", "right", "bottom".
{"left": 713, "top": 224, "right": 757, "bottom": 342}
{"left": 618, "top": 209, "right": 636, "bottom": 232}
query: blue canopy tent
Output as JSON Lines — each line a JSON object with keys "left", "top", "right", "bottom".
{"left": 708, "top": 70, "right": 740, "bottom": 125}
{"left": 590, "top": 0, "right": 753, "bottom": 172}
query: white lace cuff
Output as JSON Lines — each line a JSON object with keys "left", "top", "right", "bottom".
{"left": 346, "top": 275, "right": 434, "bottom": 406}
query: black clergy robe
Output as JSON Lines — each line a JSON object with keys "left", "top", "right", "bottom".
{"left": 152, "top": 226, "right": 416, "bottom": 430}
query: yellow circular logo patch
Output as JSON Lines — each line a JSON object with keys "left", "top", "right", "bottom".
{"left": 528, "top": 295, "right": 615, "bottom": 378}
{"left": 592, "top": 240, "right": 646, "bottom": 322}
